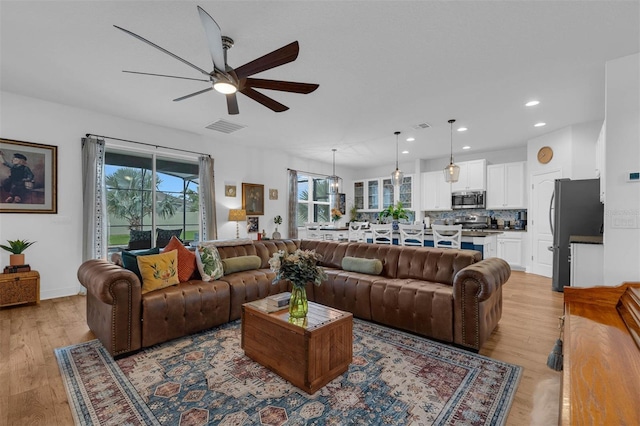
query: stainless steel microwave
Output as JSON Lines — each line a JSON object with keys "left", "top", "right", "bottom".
{"left": 451, "top": 191, "right": 486, "bottom": 209}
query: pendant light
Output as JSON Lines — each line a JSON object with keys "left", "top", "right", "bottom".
{"left": 391, "top": 131, "right": 404, "bottom": 186}
{"left": 443, "top": 119, "right": 460, "bottom": 183}
{"left": 329, "top": 148, "right": 340, "bottom": 194}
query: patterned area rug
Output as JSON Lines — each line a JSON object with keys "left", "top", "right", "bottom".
{"left": 55, "top": 320, "right": 521, "bottom": 425}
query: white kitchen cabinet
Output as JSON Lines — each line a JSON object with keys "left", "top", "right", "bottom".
{"left": 486, "top": 162, "right": 526, "bottom": 209}
{"left": 497, "top": 232, "right": 524, "bottom": 270}
{"left": 398, "top": 175, "right": 413, "bottom": 208}
{"left": 451, "top": 159, "right": 486, "bottom": 192}
{"left": 482, "top": 234, "right": 497, "bottom": 259}
{"left": 367, "top": 178, "right": 380, "bottom": 210}
{"left": 570, "top": 242, "right": 604, "bottom": 287}
{"left": 354, "top": 181, "right": 364, "bottom": 209}
{"left": 422, "top": 171, "right": 451, "bottom": 211}
{"left": 355, "top": 175, "right": 414, "bottom": 211}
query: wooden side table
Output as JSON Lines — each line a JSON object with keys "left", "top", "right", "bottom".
{"left": 0, "top": 270, "right": 40, "bottom": 308}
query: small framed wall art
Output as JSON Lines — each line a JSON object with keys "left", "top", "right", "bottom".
{"left": 0, "top": 138, "right": 58, "bottom": 213}
{"left": 269, "top": 188, "right": 278, "bottom": 200}
{"left": 225, "top": 185, "right": 237, "bottom": 197}
{"left": 247, "top": 217, "right": 259, "bottom": 233}
{"left": 242, "top": 183, "right": 264, "bottom": 215}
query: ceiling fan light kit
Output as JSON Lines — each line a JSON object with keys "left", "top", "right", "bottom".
{"left": 115, "top": 5, "right": 318, "bottom": 115}
{"left": 444, "top": 119, "right": 460, "bottom": 183}
{"left": 391, "top": 131, "right": 404, "bottom": 186}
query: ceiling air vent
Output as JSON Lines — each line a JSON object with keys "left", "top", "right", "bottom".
{"left": 205, "top": 119, "right": 247, "bottom": 134}
{"left": 412, "top": 122, "right": 431, "bottom": 130}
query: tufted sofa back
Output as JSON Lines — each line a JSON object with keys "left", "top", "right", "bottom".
{"left": 300, "top": 240, "right": 481, "bottom": 286}
{"left": 215, "top": 239, "right": 300, "bottom": 268}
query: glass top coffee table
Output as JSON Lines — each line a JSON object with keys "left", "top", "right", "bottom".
{"left": 241, "top": 297, "right": 353, "bottom": 394}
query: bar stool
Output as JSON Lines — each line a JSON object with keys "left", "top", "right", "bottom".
{"left": 431, "top": 224, "right": 462, "bottom": 249}
{"left": 370, "top": 223, "right": 393, "bottom": 245}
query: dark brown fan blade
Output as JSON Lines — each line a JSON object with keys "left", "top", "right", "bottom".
{"left": 114, "top": 25, "right": 210, "bottom": 76}
{"left": 197, "top": 6, "right": 226, "bottom": 72}
{"left": 243, "top": 78, "right": 318, "bottom": 94}
{"left": 226, "top": 93, "right": 239, "bottom": 115}
{"left": 123, "top": 70, "right": 210, "bottom": 82}
{"left": 234, "top": 41, "right": 299, "bottom": 79}
{"left": 173, "top": 87, "right": 214, "bottom": 102}
{"left": 240, "top": 87, "right": 288, "bottom": 112}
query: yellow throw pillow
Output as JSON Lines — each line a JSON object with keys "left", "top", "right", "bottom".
{"left": 137, "top": 250, "right": 180, "bottom": 294}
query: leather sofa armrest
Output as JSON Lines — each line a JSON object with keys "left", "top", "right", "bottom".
{"left": 453, "top": 257, "right": 511, "bottom": 303}
{"left": 453, "top": 257, "right": 511, "bottom": 350}
{"left": 77, "top": 259, "right": 142, "bottom": 356}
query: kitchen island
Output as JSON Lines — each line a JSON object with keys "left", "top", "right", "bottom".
{"left": 364, "top": 229, "right": 500, "bottom": 259}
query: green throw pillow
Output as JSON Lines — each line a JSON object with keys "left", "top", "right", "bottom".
{"left": 121, "top": 247, "right": 161, "bottom": 281}
{"left": 196, "top": 243, "right": 224, "bottom": 282}
{"left": 222, "top": 256, "right": 262, "bottom": 275}
{"left": 341, "top": 256, "right": 383, "bottom": 275}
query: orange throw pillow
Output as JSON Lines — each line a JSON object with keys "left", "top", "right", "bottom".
{"left": 163, "top": 236, "right": 196, "bottom": 282}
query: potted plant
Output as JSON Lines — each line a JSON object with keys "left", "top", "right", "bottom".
{"left": 0, "top": 239, "right": 36, "bottom": 266}
{"left": 349, "top": 205, "right": 359, "bottom": 223}
{"left": 272, "top": 215, "right": 283, "bottom": 239}
{"left": 378, "top": 202, "right": 409, "bottom": 230}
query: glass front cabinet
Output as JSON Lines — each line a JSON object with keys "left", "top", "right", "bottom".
{"left": 353, "top": 175, "right": 413, "bottom": 211}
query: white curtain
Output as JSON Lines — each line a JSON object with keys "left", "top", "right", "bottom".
{"left": 81, "top": 137, "right": 107, "bottom": 261}
{"left": 288, "top": 169, "right": 298, "bottom": 238}
{"left": 199, "top": 156, "right": 217, "bottom": 240}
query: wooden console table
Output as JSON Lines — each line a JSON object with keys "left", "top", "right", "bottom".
{"left": 0, "top": 270, "right": 40, "bottom": 308}
{"left": 562, "top": 282, "right": 640, "bottom": 424}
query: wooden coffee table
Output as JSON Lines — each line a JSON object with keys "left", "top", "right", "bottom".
{"left": 241, "top": 298, "right": 353, "bottom": 394}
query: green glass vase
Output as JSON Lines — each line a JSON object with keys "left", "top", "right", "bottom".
{"left": 289, "top": 286, "right": 308, "bottom": 318}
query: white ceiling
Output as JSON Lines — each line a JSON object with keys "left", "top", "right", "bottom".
{"left": 1, "top": 1, "right": 638, "bottom": 170}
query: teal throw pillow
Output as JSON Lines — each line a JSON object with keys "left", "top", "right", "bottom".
{"left": 121, "top": 247, "right": 161, "bottom": 281}
{"left": 222, "top": 255, "right": 262, "bottom": 275}
{"left": 341, "top": 256, "right": 383, "bottom": 275}
{"left": 196, "top": 243, "right": 224, "bottom": 281}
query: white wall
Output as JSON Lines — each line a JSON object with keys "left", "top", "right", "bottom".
{"left": 572, "top": 120, "right": 603, "bottom": 180}
{"left": 603, "top": 53, "right": 640, "bottom": 284}
{"left": 0, "top": 91, "right": 344, "bottom": 299}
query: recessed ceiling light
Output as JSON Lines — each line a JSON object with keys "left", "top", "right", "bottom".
{"left": 462, "top": 146, "right": 471, "bottom": 150}
{"left": 526, "top": 100, "right": 540, "bottom": 107}
{"left": 534, "top": 122, "right": 546, "bottom": 127}
{"left": 402, "top": 150, "right": 409, "bottom": 154}
{"left": 457, "top": 127, "right": 468, "bottom": 132}
{"left": 406, "top": 137, "right": 415, "bottom": 142}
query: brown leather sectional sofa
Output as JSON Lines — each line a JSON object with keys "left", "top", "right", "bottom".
{"left": 77, "top": 239, "right": 510, "bottom": 357}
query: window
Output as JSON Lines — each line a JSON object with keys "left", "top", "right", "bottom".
{"left": 296, "top": 174, "right": 331, "bottom": 225}
{"left": 105, "top": 150, "right": 199, "bottom": 252}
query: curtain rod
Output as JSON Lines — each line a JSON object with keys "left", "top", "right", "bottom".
{"left": 85, "top": 133, "right": 211, "bottom": 157}
{"left": 287, "top": 168, "right": 341, "bottom": 179}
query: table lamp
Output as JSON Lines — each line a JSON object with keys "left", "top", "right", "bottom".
{"left": 228, "top": 209, "right": 247, "bottom": 238}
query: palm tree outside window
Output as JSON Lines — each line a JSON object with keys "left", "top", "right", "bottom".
{"left": 105, "top": 150, "right": 199, "bottom": 252}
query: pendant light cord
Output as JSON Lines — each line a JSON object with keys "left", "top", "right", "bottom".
{"left": 394, "top": 131, "right": 401, "bottom": 168}
{"left": 448, "top": 119, "right": 456, "bottom": 163}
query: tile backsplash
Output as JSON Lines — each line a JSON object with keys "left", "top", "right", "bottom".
{"left": 354, "top": 209, "right": 526, "bottom": 229}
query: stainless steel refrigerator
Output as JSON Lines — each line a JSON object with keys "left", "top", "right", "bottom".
{"left": 550, "top": 178, "right": 603, "bottom": 292}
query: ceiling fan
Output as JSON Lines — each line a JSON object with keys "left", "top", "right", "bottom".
{"left": 114, "top": 6, "right": 319, "bottom": 114}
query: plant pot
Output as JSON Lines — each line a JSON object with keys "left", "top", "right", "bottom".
{"left": 9, "top": 254, "right": 25, "bottom": 266}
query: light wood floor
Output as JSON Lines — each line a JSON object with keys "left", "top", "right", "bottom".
{"left": 0, "top": 271, "right": 564, "bottom": 425}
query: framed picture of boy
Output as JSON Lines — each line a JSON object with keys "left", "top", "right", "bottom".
{"left": 0, "top": 138, "right": 58, "bottom": 213}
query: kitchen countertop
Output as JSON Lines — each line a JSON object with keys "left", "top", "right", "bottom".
{"left": 569, "top": 235, "right": 603, "bottom": 244}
